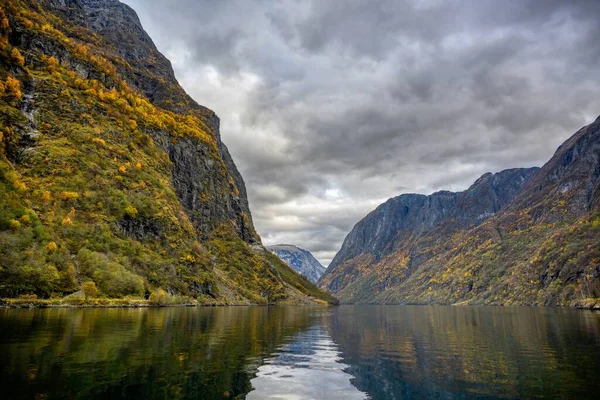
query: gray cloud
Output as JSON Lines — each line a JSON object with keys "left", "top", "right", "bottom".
{"left": 123, "top": 0, "right": 600, "bottom": 266}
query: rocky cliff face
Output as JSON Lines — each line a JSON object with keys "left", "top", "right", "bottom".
{"left": 320, "top": 118, "right": 600, "bottom": 306}
{"left": 267, "top": 245, "right": 326, "bottom": 283}
{"left": 327, "top": 191, "right": 459, "bottom": 273}
{"left": 0, "top": 0, "right": 334, "bottom": 304}
{"left": 38, "top": 0, "right": 259, "bottom": 243}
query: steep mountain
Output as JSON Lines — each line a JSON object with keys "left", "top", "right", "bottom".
{"left": 267, "top": 245, "right": 326, "bottom": 283}
{"left": 320, "top": 117, "right": 600, "bottom": 306}
{"left": 0, "top": 0, "right": 335, "bottom": 305}
{"left": 321, "top": 167, "right": 538, "bottom": 292}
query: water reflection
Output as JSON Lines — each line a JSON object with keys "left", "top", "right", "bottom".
{"left": 325, "top": 306, "right": 600, "bottom": 399}
{"left": 248, "top": 326, "right": 366, "bottom": 400}
{"left": 0, "top": 307, "right": 319, "bottom": 400}
{"left": 1, "top": 306, "right": 599, "bottom": 399}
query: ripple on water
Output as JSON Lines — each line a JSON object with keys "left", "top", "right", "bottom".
{"left": 247, "top": 326, "right": 368, "bottom": 400}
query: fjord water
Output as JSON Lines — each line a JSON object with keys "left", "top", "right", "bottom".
{"left": 1, "top": 306, "right": 599, "bottom": 399}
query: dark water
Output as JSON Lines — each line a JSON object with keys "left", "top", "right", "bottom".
{"left": 1, "top": 306, "right": 599, "bottom": 400}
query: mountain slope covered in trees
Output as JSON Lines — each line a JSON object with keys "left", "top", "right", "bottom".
{"left": 0, "top": 0, "right": 335, "bottom": 305}
{"left": 320, "top": 117, "right": 600, "bottom": 307}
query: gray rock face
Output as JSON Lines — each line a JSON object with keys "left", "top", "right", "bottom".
{"left": 441, "top": 167, "right": 540, "bottom": 230}
{"left": 320, "top": 167, "right": 538, "bottom": 290}
{"left": 327, "top": 191, "right": 459, "bottom": 271}
{"left": 509, "top": 116, "right": 600, "bottom": 219}
{"left": 267, "top": 245, "right": 326, "bottom": 283}
{"left": 37, "top": 0, "right": 260, "bottom": 243}
{"left": 150, "top": 130, "right": 259, "bottom": 243}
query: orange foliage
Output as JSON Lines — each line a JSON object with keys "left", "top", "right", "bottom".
{"left": 3, "top": 76, "right": 22, "bottom": 99}
{"left": 10, "top": 47, "right": 25, "bottom": 67}
{"left": 47, "top": 55, "right": 58, "bottom": 72}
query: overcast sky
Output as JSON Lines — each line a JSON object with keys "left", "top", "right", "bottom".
{"left": 123, "top": 0, "right": 600, "bottom": 266}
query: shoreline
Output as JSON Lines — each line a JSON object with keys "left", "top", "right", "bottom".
{"left": 1, "top": 298, "right": 597, "bottom": 310}
{"left": 0, "top": 296, "right": 333, "bottom": 309}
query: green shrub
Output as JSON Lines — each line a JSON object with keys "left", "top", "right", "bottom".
{"left": 77, "top": 249, "right": 144, "bottom": 297}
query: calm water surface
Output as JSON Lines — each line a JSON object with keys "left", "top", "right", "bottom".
{"left": 1, "top": 305, "right": 599, "bottom": 399}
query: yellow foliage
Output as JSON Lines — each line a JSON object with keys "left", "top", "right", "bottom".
{"left": 91, "top": 137, "right": 106, "bottom": 147}
{"left": 81, "top": 281, "right": 98, "bottom": 300}
{"left": 20, "top": 215, "right": 31, "bottom": 224}
{"left": 61, "top": 217, "right": 73, "bottom": 227}
{"left": 46, "top": 241, "right": 58, "bottom": 252}
{"left": 149, "top": 288, "right": 168, "bottom": 305}
{"left": 9, "top": 219, "right": 20, "bottom": 231}
{"left": 42, "top": 191, "right": 51, "bottom": 201}
{"left": 124, "top": 205, "right": 138, "bottom": 218}
{"left": 59, "top": 191, "right": 79, "bottom": 201}
{"left": 181, "top": 254, "right": 195, "bottom": 263}
{"left": 135, "top": 162, "right": 142, "bottom": 169}
{"left": 14, "top": 181, "right": 27, "bottom": 191}
{"left": 118, "top": 165, "right": 127, "bottom": 174}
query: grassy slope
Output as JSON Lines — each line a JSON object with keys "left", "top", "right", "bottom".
{"left": 0, "top": 1, "right": 335, "bottom": 304}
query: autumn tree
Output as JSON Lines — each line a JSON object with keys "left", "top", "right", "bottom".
{"left": 81, "top": 281, "right": 98, "bottom": 300}
{"left": 3, "top": 76, "right": 21, "bottom": 99}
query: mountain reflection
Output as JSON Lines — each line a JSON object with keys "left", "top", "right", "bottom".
{"left": 324, "top": 306, "right": 600, "bottom": 399}
{"left": 1, "top": 306, "right": 599, "bottom": 400}
{"left": 0, "top": 307, "right": 318, "bottom": 400}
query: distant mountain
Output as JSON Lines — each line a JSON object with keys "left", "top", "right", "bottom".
{"left": 320, "top": 116, "right": 600, "bottom": 307}
{"left": 267, "top": 245, "right": 326, "bottom": 283}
